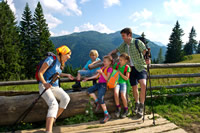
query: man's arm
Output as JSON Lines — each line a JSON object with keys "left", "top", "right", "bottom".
{"left": 108, "top": 49, "right": 118, "bottom": 56}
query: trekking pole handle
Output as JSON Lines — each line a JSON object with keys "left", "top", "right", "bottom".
{"left": 49, "top": 72, "right": 60, "bottom": 85}
{"left": 145, "top": 48, "right": 151, "bottom": 60}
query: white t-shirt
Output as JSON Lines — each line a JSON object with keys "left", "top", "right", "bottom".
{"left": 127, "top": 44, "right": 134, "bottom": 66}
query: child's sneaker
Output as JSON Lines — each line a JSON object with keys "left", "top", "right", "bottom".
{"left": 121, "top": 109, "right": 128, "bottom": 118}
{"left": 115, "top": 108, "right": 121, "bottom": 118}
{"left": 100, "top": 114, "right": 111, "bottom": 124}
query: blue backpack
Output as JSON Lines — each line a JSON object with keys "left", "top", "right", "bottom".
{"left": 35, "top": 52, "right": 57, "bottom": 82}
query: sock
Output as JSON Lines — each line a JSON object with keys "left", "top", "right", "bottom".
{"left": 104, "top": 110, "right": 108, "bottom": 115}
{"left": 124, "top": 107, "right": 128, "bottom": 111}
{"left": 95, "top": 99, "right": 98, "bottom": 103}
{"left": 136, "top": 101, "right": 140, "bottom": 104}
{"left": 116, "top": 105, "right": 121, "bottom": 109}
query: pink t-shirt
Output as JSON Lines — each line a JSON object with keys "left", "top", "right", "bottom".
{"left": 98, "top": 67, "right": 113, "bottom": 83}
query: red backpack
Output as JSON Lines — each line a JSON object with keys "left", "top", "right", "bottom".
{"left": 35, "top": 52, "right": 57, "bottom": 82}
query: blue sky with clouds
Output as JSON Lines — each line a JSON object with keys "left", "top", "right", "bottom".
{"left": 6, "top": 0, "right": 200, "bottom": 45}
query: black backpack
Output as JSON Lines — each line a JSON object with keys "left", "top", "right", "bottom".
{"left": 135, "top": 37, "right": 151, "bottom": 59}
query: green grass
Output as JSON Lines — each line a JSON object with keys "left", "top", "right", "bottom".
{"left": 0, "top": 54, "right": 200, "bottom": 132}
{"left": 0, "top": 81, "right": 93, "bottom": 92}
{"left": 144, "top": 96, "right": 200, "bottom": 129}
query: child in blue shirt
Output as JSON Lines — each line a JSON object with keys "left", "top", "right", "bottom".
{"left": 72, "top": 50, "right": 101, "bottom": 90}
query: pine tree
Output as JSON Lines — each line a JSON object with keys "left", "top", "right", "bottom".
{"left": 197, "top": 41, "right": 200, "bottom": 54}
{"left": 29, "top": 2, "right": 55, "bottom": 78}
{"left": 19, "top": 3, "right": 34, "bottom": 79}
{"left": 157, "top": 48, "right": 164, "bottom": 63}
{"left": 33, "top": 2, "right": 55, "bottom": 62}
{"left": 183, "top": 27, "right": 197, "bottom": 55}
{"left": 165, "top": 21, "right": 184, "bottom": 63}
{"left": 0, "top": 1, "right": 22, "bottom": 80}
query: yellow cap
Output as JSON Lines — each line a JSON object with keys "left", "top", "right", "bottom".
{"left": 56, "top": 45, "right": 71, "bottom": 55}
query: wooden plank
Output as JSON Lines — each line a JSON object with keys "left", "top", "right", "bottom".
{"left": 126, "top": 123, "right": 180, "bottom": 133}
{"left": 166, "top": 128, "right": 187, "bottom": 133}
{"left": 89, "top": 63, "right": 200, "bottom": 70}
{"left": 73, "top": 118, "right": 168, "bottom": 133}
{"left": 16, "top": 114, "right": 167, "bottom": 133}
{"left": 149, "top": 83, "right": 200, "bottom": 90}
{"left": 150, "top": 73, "right": 200, "bottom": 79}
{"left": 150, "top": 63, "right": 200, "bottom": 69}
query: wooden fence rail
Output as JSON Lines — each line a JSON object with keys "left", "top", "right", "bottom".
{"left": 0, "top": 63, "right": 200, "bottom": 86}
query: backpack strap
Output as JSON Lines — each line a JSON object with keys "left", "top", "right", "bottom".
{"left": 96, "top": 66, "right": 108, "bottom": 79}
{"left": 48, "top": 55, "right": 57, "bottom": 70}
{"left": 116, "top": 62, "right": 120, "bottom": 70}
{"left": 135, "top": 39, "right": 142, "bottom": 58}
{"left": 124, "top": 65, "right": 129, "bottom": 75}
{"left": 103, "top": 67, "right": 108, "bottom": 76}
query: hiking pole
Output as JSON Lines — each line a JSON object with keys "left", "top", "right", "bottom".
{"left": 12, "top": 72, "right": 60, "bottom": 133}
{"left": 143, "top": 67, "right": 148, "bottom": 123}
{"left": 147, "top": 64, "right": 155, "bottom": 125}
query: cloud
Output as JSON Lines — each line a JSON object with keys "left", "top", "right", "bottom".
{"left": 164, "top": 0, "right": 190, "bottom": 17}
{"left": 129, "top": 9, "right": 152, "bottom": 22}
{"left": 61, "top": 0, "right": 82, "bottom": 16}
{"left": 50, "top": 30, "right": 71, "bottom": 36}
{"left": 104, "top": 0, "right": 120, "bottom": 8}
{"left": 7, "top": 0, "right": 16, "bottom": 14}
{"left": 163, "top": 0, "right": 200, "bottom": 43}
{"left": 45, "top": 14, "right": 62, "bottom": 29}
{"left": 80, "top": 0, "right": 90, "bottom": 4}
{"left": 140, "top": 22, "right": 152, "bottom": 28}
{"left": 74, "top": 22, "right": 114, "bottom": 33}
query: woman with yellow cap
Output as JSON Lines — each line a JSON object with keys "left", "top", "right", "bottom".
{"left": 38, "top": 45, "right": 74, "bottom": 133}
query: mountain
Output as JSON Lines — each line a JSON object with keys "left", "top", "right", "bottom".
{"left": 154, "top": 41, "right": 166, "bottom": 47}
{"left": 50, "top": 31, "right": 167, "bottom": 68}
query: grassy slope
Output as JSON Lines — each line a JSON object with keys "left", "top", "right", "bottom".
{"left": 144, "top": 54, "right": 200, "bottom": 132}
{"left": 0, "top": 54, "right": 200, "bottom": 132}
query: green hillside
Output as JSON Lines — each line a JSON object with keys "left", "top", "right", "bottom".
{"left": 50, "top": 31, "right": 167, "bottom": 68}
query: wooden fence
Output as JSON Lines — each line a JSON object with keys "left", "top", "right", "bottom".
{"left": 0, "top": 63, "right": 200, "bottom": 125}
{"left": 0, "top": 63, "right": 200, "bottom": 90}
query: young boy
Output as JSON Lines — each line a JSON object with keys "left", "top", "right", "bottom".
{"left": 72, "top": 50, "right": 101, "bottom": 90}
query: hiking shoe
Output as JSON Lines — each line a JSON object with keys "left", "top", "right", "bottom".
{"left": 133, "top": 102, "right": 140, "bottom": 114}
{"left": 95, "top": 102, "right": 101, "bottom": 112}
{"left": 121, "top": 109, "right": 129, "bottom": 118}
{"left": 100, "top": 114, "right": 111, "bottom": 124}
{"left": 137, "top": 103, "right": 144, "bottom": 117}
{"left": 72, "top": 81, "right": 81, "bottom": 88}
{"left": 115, "top": 108, "right": 121, "bottom": 118}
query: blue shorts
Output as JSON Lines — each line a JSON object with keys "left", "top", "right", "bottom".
{"left": 78, "top": 70, "right": 97, "bottom": 77}
{"left": 87, "top": 83, "right": 107, "bottom": 104}
{"left": 130, "top": 66, "right": 147, "bottom": 86}
{"left": 115, "top": 83, "right": 127, "bottom": 94}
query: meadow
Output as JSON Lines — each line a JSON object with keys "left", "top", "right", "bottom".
{"left": 0, "top": 54, "right": 200, "bottom": 132}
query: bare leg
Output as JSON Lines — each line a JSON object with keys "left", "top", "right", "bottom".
{"left": 46, "top": 117, "right": 54, "bottom": 132}
{"left": 132, "top": 85, "right": 139, "bottom": 103}
{"left": 114, "top": 87, "right": 120, "bottom": 106}
{"left": 89, "top": 93, "right": 97, "bottom": 101}
{"left": 77, "top": 72, "right": 81, "bottom": 81}
{"left": 101, "top": 103, "right": 107, "bottom": 112}
{"left": 138, "top": 79, "right": 146, "bottom": 104}
{"left": 121, "top": 92, "right": 127, "bottom": 108}
{"left": 56, "top": 108, "right": 64, "bottom": 119}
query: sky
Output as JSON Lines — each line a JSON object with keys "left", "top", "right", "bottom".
{"left": 5, "top": 0, "right": 200, "bottom": 45}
